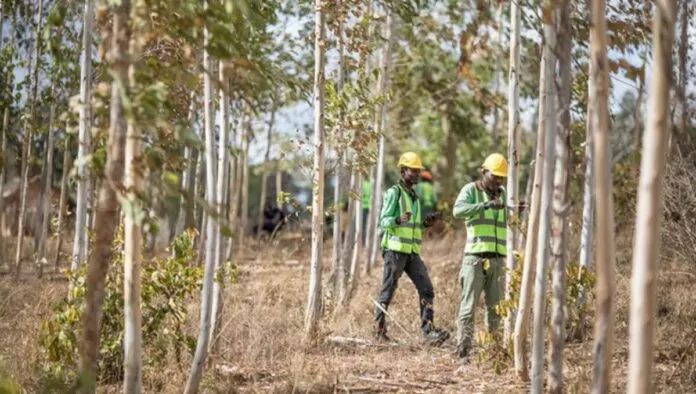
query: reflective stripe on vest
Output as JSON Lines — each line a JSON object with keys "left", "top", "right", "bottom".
{"left": 381, "top": 185, "right": 422, "bottom": 254}
{"left": 465, "top": 185, "right": 507, "bottom": 255}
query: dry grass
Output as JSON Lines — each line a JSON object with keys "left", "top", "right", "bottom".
{"left": 1, "top": 225, "right": 696, "bottom": 393}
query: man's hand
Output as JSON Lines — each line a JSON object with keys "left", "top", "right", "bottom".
{"left": 424, "top": 212, "right": 442, "bottom": 226}
{"left": 486, "top": 199, "right": 505, "bottom": 210}
{"left": 397, "top": 211, "right": 412, "bottom": 224}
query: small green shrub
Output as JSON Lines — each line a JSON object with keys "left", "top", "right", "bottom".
{"left": 37, "top": 226, "right": 230, "bottom": 387}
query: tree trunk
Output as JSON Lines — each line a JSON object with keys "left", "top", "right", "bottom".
{"left": 72, "top": 0, "right": 94, "bottom": 273}
{"left": 330, "top": 20, "right": 345, "bottom": 287}
{"left": 123, "top": 13, "right": 143, "bottom": 388}
{"left": 367, "top": 9, "right": 395, "bottom": 275}
{"left": 627, "top": 1, "right": 677, "bottom": 393}
{"left": 54, "top": 136, "right": 72, "bottom": 268}
{"left": 14, "top": 0, "right": 43, "bottom": 279}
{"left": 491, "top": 2, "right": 504, "bottom": 145}
{"left": 78, "top": 0, "right": 130, "bottom": 389}
{"left": 239, "top": 113, "right": 251, "bottom": 245}
{"left": 345, "top": 170, "right": 364, "bottom": 304}
{"left": 589, "top": 0, "right": 617, "bottom": 391}
{"left": 529, "top": 4, "right": 557, "bottom": 392}
{"left": 257, "top": 107, "right": 276, "bottom": 239}
{"left": 305, "top": 0, "right": 326, "bottom": 341}
{"left": 503, "top": 0, "right": 521, "bottom": 345}
{"left": 338, "top": 160, "right": 356, "bottom": 303}
{"left": 275, "top": 159, "right": 282, "bottom": 208}
{"left": 184, "top": 9, "right": 218, "bottom": 391}
{"left": 513, "top": 17, "right": 550, "bottom": 383}
{"left": 677, "top": 0, "right": 689, "bottom": 138}
{"left": 175, "top": 91, "right": 198, "bottom": 238}
{"left": 548, "top": 3, "right": 572, "bottom": 391}
{"left": 209, "top": 62, "right": 229, "bottom": 354}
{"left": 577, "top": 53, "right": 596, "bottom": 329}
{"left": 36, "top": 81, "right": 57, "bottom": 277}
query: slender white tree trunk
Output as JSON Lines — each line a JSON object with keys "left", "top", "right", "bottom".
{"left": 72, "top": 0, "right": 94, "bottom": 273}
{"left": 15, "top": 0, "right": 44, "bottom": 279}
{"left": 305, "top": 0, "right": 326, "bottom": 340}
{"left": 338, "top": 159, "right": 356, "bottom": 303}
{"left": 513, "top": 13, "right": 550, "bottom": 382}
{"left": 123, "top": 15, "right": 143, "bottom": 389}
{"left": 627, "top": 1, "right": 677, "bottom": 393}
{"left": 78, "top": 0, "right": 130, "bottom": 388}
{"left": 548, "top": 3, "right": 571, "bottom": 391}
{"left": 54, "top": 136, "right": 72, "bottom": 268}
{"left": 346, "top": 170, "right": 364, "bottom": 303}
{"left": 184, "top": 9, "right": 219, "bottom": 391}
{"left": 239, "top": 116, "right": 250, "bottom": 244}
{"left": 367, "top": 9, "right": 395, "bottom": 275}
{"left": 330, "top": 21, "right": 345, "bottom": 286}
{"left": 257, "top": 108, "right": 276, "bottom": 239}
{"left": 37, "top": 82, "right": 57, "bottom": 275}
{"left": 529, "top": 4, "right": 557, "bottom": 391}
{"left": 175, "top": 92, "right": 198, "bottom": 237}
{"left": 209, "top": 62, "right": 229, "bottom": 354}
{"left": 503, "top": 0, "right": 521, "bottom": 345}
{"left": 589, "top": 0, "right": 617, "bottom": 390}
{"left": 576, "top": 55, "right": 595, "bottom": 337}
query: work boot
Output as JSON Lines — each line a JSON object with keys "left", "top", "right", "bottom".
{"left": 457, "top": 343, "right": 471, "bottom": 365}
{"left": 375, "top": 324, "right": 394, "bottom": 343}
{"left": 422, "top": 328, "right": 450, "bottom": 346}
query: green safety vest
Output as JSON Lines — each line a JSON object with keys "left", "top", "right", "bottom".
{"left": 465, "top": 184, "right": 507, "bottom": 256}
{"left": 362, "top": 180, "right": 371, "bottom": 209}
{"left": 381, "top": 185, "right": 422, "bottom": 255}
{"left": 416, "top": 182, "right": 435, "bottom": 208}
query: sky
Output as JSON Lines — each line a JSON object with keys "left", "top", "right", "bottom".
{"left": 3, "top": 5, "right": 695, "bottom": 172}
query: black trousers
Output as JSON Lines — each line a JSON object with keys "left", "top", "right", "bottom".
{"left": 375, "top": 250, "right": 435, "bottom": 334}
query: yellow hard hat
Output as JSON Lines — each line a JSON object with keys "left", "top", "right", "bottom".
{"left": 482, "top": 153, "right": 508, "bottom": 177}
{"left": 397, "top": 151, "right": 424, "bottom": 169}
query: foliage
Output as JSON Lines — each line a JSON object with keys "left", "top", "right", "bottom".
{"left": 488, "top": 252, "right": 597, "bottom": 373}
{"left": 37, "top": 227, "right": 213, "bottom": 387}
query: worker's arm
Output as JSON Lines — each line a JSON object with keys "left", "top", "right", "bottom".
{"left": 453, "top": 183, "right": 487, "bottom": 219}
{"left": 378, "top": 187, "right": 400, "bottom": 229}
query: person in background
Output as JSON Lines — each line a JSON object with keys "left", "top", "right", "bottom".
{"left": 415, "top": 169, "right": 438, "bottom": 218}
{"left": 452, "top": 153, "right": 509, "bottom": 365}
{"left": 374, "top": 151, "right": 449, "bottom": 346}
{"left": 361, "top": 178, "right": 371, "bottom": 243}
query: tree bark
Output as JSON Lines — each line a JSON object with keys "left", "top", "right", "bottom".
{"left": 184, "top": 7, "right": 218, "bottom": 391}
{"left": 548, "top": 2, "right": 572, "bottom": 391}
{"left": 589, "top": 0, "right": 617, "bottom": 391}
{"left": 15, "top": 0, "right": 44, "bottom": 279}
{"left": 503, "top": 0, "right": 521, "bottom": 345}
{"left": 123, "top": 4, "right": 144, "bottom": 388}
{"left": 513, "top": 14, "right": 550, "bottom": 383}
{"left": 367, "top": 9, "right": 395, "bottom": 275}
{"left": 209, "top": 62, "right": 230, "bottom": 354}
{"left": 305, "top": 0, "right": 326, "bottom": 341}
{"left": 54, "top": 136, "right": 72, "bottom": 268}
{"left": 36, "top": 82, "right": 57, "bottom": 276}
{"left": 529, "top": 4, "right": 557, "bottom": 392}
{"left": 257, "top": 107, "right": 276, "bottom": 239}
{"left": 627, "top": 1, "right": 677, "bottom": 393}
{"left": 72, "top": 0, "right": 94, "bottom": 273}
{"left": 78, "top": 0, "right": 130, "bottom": 389}
{"left": 330, "top": 19, "right": 345, "bottom": 288}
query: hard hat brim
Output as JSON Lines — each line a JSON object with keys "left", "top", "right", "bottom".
{"left": 399, "top": 164, "right": 424, "bottom": 170}
{"left": 490, "top": 169, "right": 508, "bottom": 177}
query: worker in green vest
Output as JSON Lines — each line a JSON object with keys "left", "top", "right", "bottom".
{"left": 374, "top": 151, "right": 449, "bottom": 345}
{"left": 452, "top": 153, "right": 509, "bottom": 364}
{"left": 415, "top": 169, "right": 438, "bottom": 217}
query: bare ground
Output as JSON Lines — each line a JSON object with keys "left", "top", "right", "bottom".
{"left": 1, "top": 230, "right": 696, "bottom": 393}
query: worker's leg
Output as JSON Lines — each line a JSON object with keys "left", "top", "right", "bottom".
{"left": 375, "top": 251, "right": 407, "bottom": 335}
{"left": 404, "top": 253, "right": 436, "bottom": 334}
{"left": 457, "top": 255, "right": 485, "bottom": 356}
{"left": 483, "top": 256, "right": 504, "bottom": 333}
